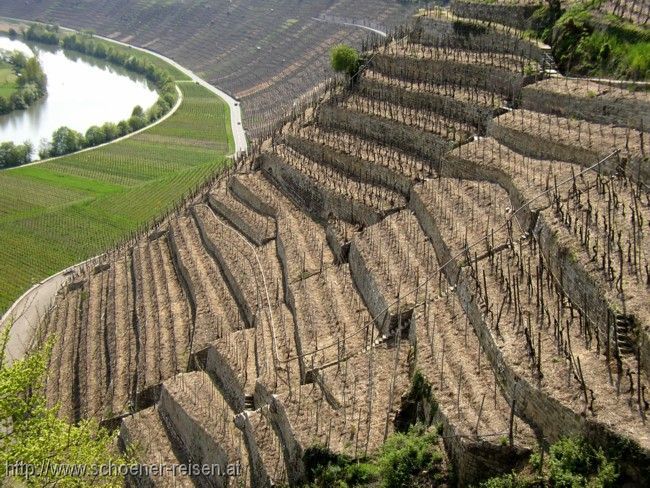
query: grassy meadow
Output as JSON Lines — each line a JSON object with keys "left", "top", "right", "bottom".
{"left": 0, "top": 59, "right": 17, "bottom": 98}
{"left": 0, "top": 81, "right": 233, "bottom": 312}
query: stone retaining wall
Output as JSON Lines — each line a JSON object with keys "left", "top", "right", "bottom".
{"left": 413, "top": 17, "right": 545, "bottom": 61}
{"left": 357, "top": 78, "right": 497, "bottom": 133}
{"left": 259, "top": 153, "right": 384, "bottom": 227}
{"left": 317, "top": 103, "right": 451, "bottom": 165}
{"left": 372, "top": 52, "right": 526, "bottom": 100}
{"left": 254, "top": 382, "right": 306, "bottom": 486}
{"left": 191, "top": 206, "right": 255, "bottom": 328}
{"left": 522, "top": 84, "right": 650, "bottom": 129}
{"left": 284, "top": 132, "right": 413, "bottom": 195}
{"left": 450, "top": 0, "right": 542, "bottom": 30}
{"left": 159, "top": 386, "right": 229, "bottom": 488}
{"left": 410, "top": 188, "right": 650, "bottom": 480}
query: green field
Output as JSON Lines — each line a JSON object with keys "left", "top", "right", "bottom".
{"left": 0, "top": 59, "right": 17, "bottom": 98}
{"left": 0, "top": 80, "right": 233, "bottom": 312}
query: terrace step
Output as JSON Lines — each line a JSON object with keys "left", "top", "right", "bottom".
{"left": 191, "top": 204, "right": 264, "bottom": 329}
{"left": 208, "top": 186, "right": 276, "bottom": 246}
{"left": 244, "top": 395, "right": 255, "bottom": 411}
{"left": 158, "top": 371, "right": 251, "bottom": 487}
{"left": 412, "top": 14, "right": 546, "bottom": 60}
{"left": 169, "top": 215, "right": 242, "bottom": 349}
{"left": 260, "top": 145, "right": 405, "bottom": 227}
{"left": 240, "top": 408, "right": 287, "bottom": 485}
{"left": 339, "top": 94, "right": 475, "bottom": 144}
{"left": 283, "top": 132, "right": 414, "bottom": 195}
{"left": 349, "top": 211, "right": 433, "bottom": 337}
{"left": 521, "top": 77, "right": 650, "bottom": 129}
{"left": 488, "top": 108, "right": 647, "bottom": 184}
{"left": 357, "top": 72, "right": 502, "bottom": 133}
{"left": 316, "top": 102, "right": 452, "bottom": 165}
{"left": 410, "top": 176, "right": 650, "bottom": 457}
{"left": 371, "top": 44, "right": 534, "bottom": 100}
{"left": 120, "top": 407, "right": 194, "bottom": 487}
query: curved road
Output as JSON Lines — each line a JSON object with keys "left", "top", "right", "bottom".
{"left": 0, "top": 19, "right": 248, "bottom": 364}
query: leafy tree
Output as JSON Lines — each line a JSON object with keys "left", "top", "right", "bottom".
{"left": 85, "top": 125, "right": 107, "bottom": 147}
{"left": 330, "top": 44, "right": 361, "bottom": 76}
{"left": 101, "top": 122, "right": 120, "bottom": 141}
{"left": 0, "top": 141, "right": 32, "bottom": 168}
{"left": 128, "top": 114, "right": 147, "bottom": 131}
{"left": 49, "top": 126, "right": 85, "bottom": 157}
{"left": 10, "top": 52, "right": 28, "bottom": 70}
{"left": 0, "top": 325, "right": 131, "bottom": 486}
{"left": 117, "top": 120, "right": 131, "bottom": 137}
{"left": 19, "top": 57, "right": 47, "bottom": 92}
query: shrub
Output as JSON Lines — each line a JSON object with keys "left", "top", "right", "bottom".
{"left": 377, "top": 424, "right": 443, "bottom": 487}
{"left": 0, "top": 325, "right": 131, "bottom": 486}
{"left": 482, "top": 437, "right": 620, "bottom": 488}
{"left": 330, "top": 44, "right": 361, "bottom": 77}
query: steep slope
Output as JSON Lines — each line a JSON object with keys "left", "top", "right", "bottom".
{"left": 0, "top": 0, "right": 417, "bottom": 137}
{"left": 31, "top": 5, "right": 650, "bottom": 486}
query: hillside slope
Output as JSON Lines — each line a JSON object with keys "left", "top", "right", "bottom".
{"left": 0, "top": 0, "right": 417, "bottom": 137}
{"left": 28, "top": 5, "right": 650, "bottom": 487}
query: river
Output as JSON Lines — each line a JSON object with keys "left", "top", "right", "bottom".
{"left": 0, "top": 36, "right": 158, "bottom": 158}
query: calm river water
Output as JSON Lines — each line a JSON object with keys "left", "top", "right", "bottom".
{"left": 0, "top": 36, "right": 158, "bottom": 158}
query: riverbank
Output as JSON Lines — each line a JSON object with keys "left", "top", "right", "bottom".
{"left": 0, "top": 43, "right": 47, "bottom": 118}
{"left": 0, "top": 18, "right": 245, "bottom": 345}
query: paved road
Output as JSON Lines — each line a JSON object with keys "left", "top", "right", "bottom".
{"left": 88, "top": 32, "right": 249, "bottom": 156}
{"left": 312, "top": 16, "right": 387, "bottom": 37}
{"left": 0, "top": 19, "right": 248, "bottom": 364}
{"left": 1, "top": 262, "right": 90, "bottom": 365}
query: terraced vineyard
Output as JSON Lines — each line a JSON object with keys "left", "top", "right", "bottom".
{"left": 0, "top": 81, "right": 233, "bottom": 313}
{"left": 0, "top": 0, "right": 418, "bottom": 138}
{"left": 26, "top": 3, "right": 650, "bottom": 486}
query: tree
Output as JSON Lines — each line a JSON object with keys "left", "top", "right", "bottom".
{"left": 49, "top": 126, "right": 85, "bottom": 156}
{"left": 128, "top": 114, "right": 147, "bottom": 131}
{"left": 117, "top": 120, "right": 131, "bottom": 136}
{"left": 0, "top": 325, "right": 131, "bottom": 486}
{"left": 0, "top": 141, "right": 32, "bottom": 168}
{"left": 85, "top": 125, "right": 107, "bottom": 147}
{"left": 19, "top": 57, "right": 47, "bottom": 93}
{"left": 101, "top": 122, "right": 120, "bottom": 141}
{"left": 330, "top": 44, "right": 361, "bottom": 77}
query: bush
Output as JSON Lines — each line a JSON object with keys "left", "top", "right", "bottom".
{"left": 303, "top": 444, "right": 380, "bottom": 487}
{"left": 0, "top": 141, "right": 32, "bottom": 168}
{"left": 377, "top": 424, "right": 443, "bottom": 488}
{"left": 482, "top": 437, "right": 620, "bottom": 488}
{"left": 0, "top": 326, "right": 131, "bottom": 486}
{"left": 330, "top": 44, "right": 361, "bottom": 76}
{"left": 534, "top": 1, "right": 650, "bottom": 79}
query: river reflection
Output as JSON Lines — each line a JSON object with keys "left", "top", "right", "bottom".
{"left": 0, "top": 36, "right": 158, "bottom": 158}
